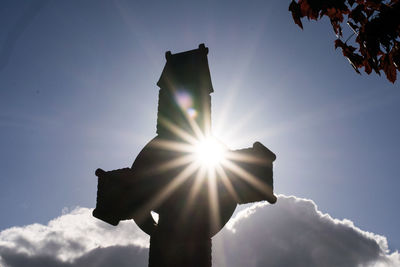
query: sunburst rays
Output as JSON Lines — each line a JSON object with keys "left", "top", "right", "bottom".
{"left": 135, "top": 92, "right": 274, "bottom": 233}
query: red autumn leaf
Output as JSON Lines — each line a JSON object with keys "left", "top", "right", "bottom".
{"left": 300, "top": 0, "right": 319, "bottom": 20}
{"left": 334, "top": 39, "right": 346, "bottom": 50}
{"left": 363, "top": 59, "right": 372, "bottom": 74}
{"left": 381, "top": 54, "right": 397, "bottom": 83}
{"left": 289, "top": 0, "right": 303, "bottom": 29}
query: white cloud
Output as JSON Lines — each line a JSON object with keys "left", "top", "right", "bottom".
{"left": 0, "top": 207, "right": 148, "bottom": 266}
{"left": 0, "top": 196, "right": 399, "bottom": 267}
{"left": 213, "top": 195, "right": 400, "bottom": 267}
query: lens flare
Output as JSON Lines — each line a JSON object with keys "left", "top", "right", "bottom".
{"left": 187, "top": 107, "right": 197, "bottom": 118}
{"left": 175, "top": 90, "right": 193, "bottom": 109}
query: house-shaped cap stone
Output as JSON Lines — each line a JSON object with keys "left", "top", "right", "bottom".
{"left": 157, "top": 44, "right": 214, "bottom": 93}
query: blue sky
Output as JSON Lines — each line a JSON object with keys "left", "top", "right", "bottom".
{"left": 0, "top": 0, "right": 399, "bottom": 264}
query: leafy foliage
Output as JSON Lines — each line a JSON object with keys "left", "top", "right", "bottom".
{"left": 289, "top": 0, "right": 400, "bottom": 83}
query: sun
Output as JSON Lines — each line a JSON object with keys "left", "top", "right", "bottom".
{"left": 193, "top": 137, "right": 226, "bottom": 169}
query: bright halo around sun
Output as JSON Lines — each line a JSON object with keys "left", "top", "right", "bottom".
{"left": 194, "top": 137, "right": 226, "bottom": 169}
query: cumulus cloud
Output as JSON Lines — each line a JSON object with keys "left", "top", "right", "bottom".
{"left": 213, "top": 195, "right": 400, "bottom": 267}
{"left": 0, "top": 196, "right": 399, "bottom": 267}
{"left": 0, "top": 207, "right": 149, "bottom": 266}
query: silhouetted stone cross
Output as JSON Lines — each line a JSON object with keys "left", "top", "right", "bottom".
{"left": 93, "top": 44, "right": 277, "bottom": 267}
